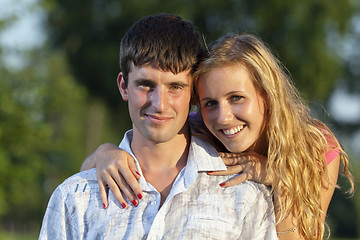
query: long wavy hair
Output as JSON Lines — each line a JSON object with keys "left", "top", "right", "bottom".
{"left": 193, "top": 33, "right": 354, "bottom": 239}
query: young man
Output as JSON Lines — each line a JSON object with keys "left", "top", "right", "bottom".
{"left": 39, "top": 14, "right": 276, "bottom": 239}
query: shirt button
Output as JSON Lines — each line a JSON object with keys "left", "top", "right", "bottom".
{"left": 151, "top": 201, "right": 157, "bottom": 206}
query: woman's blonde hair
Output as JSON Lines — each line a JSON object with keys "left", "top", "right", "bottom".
{"left": 193, "top": 33, "right": 354, "bottom": 239}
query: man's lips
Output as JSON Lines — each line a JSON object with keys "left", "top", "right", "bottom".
{"left": 145, "top": 114, "right": 172, "bottom": 123}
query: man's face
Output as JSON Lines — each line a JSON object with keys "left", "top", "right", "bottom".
{"left": 118, "top": 63, "right": 192, "bottom": 144}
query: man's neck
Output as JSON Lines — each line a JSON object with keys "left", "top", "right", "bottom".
{"left": 131, "top": 126, "right": 190, "bottom": 206}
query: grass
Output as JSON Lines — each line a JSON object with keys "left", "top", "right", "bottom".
{"left": 0, "top": 231, "right": 38, "bottom": 240}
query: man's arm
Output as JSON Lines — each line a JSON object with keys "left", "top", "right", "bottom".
{"left": 39, "top": 186, "right": 70, "bottom": 239}
{"left": 239, "top": 183, "right": 277, "bottom": 239}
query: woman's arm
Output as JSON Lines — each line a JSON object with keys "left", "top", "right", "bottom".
{"left": 274, "top": 154, "right": 339, "bottom": 239}
{"left": 80, "top": 143, "right": 143, "bottom": 209}
{"left": 320, "top": 153, "right": 340, "bottom": 221}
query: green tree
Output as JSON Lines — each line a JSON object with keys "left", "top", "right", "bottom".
{"left": 0, "top": 59, "right": 52, "bottom": 228}
{"left": 38, "top": 0, "right": 360, "bottom": 237}
{"left": 1, "top": 0, "right": 357, "bottom": 237}
{"left": 42, "top": 0, "right": 358, "bottom": 104}
{"left": 0, "top": 48, "right": 89, "bottom": 229}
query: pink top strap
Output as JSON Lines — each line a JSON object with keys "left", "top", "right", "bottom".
{"left": 325, "top": 135, "right": 340, "bottom": 164}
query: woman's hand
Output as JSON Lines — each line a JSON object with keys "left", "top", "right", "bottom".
{"left": 208, "top": 151, "right": 270, "bottom": 187}
{"left": 81, "top": 143, "right": 143, "bottom": 209}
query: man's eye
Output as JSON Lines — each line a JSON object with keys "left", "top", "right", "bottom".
{"left": 139, "top": 83, "right": 154, "bottom": 90}
{"left": 170, "top": 85, "right": 183, "bottom": 91}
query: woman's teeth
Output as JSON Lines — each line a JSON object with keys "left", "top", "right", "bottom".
{"left": 223, "top": 125, "right": 244, "bottom": 135}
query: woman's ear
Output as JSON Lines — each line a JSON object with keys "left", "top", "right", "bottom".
{"left": 117, "top": 72, "right": 128, "bottom": 101}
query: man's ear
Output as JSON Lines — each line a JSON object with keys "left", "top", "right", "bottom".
{"left": 117, "top": 72, "right": 128, "bottom": 101}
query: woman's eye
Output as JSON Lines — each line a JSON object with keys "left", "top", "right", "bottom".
{"left": 204, "top": 100, "right": 217, "bottom": 108}
{"left": 230, "top": 95, "right": 243, "bottom": 102}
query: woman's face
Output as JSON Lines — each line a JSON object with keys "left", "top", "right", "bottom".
{"left": 197, "top": 64, "right": 266, "bottom": 153}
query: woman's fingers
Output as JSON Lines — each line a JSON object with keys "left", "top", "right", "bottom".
{"left": 220, "top": 153, "right": 250, "bottom": 166}
{"left": 114, "top": 174, "right": 139, "bottom": 207}
{"left": 129, "top": 158, "right": 141, "bottom": 180}
{"left": 112, "top": 156, "right": 143, "bottom": 202}
{"left": 94, "top": 147, "right": 144, "bottom": 209}
{"left": 106, "top": 164, "right": 139, "bottom": 207}
{"left": 218, "top": 152, "right": 244, "bottom": 159}
{"left": 97, "top": 164, "right": 136, "bottom": 209}
{"left": 208, "top": 164, "right": 246, "bottom": 176}
{"left": 98, "top": 178, "right": 109, "bottom": 209}
{"left": 105, "top": 175, "right": 128, "bottom": 209}
{"left": 127, "top": 157, "right": 143, "bottom": 199}
{"left": 98, "top": 173, "right": 128, "bottom": 209}
{"left": 216, "top": 151, "right": 270, "bottom": 185}
{"left": 219, "top": 173, "right": 249, "bottom": 187}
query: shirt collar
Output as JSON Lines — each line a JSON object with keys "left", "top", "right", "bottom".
{"left": 188, "top": 135, "right": 226, "bottom": 171}
{"left": 118, "top": 130, "right": 226, "bottom": 191}
{"left": 118, "top": 130, "right": 154, "bottom": 191}
{"left": 181, "top": 135, "right": 226, "bottom": 188}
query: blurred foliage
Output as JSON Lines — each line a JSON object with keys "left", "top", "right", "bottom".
{"left": 0, "top": 49, "right": 83, "bottom": 229}
{"left": 41, "top": 0, "right": 358, "bottom": 106}
{"left": 327, "top": 158, "right": 360, "bottom": 238}
{"left": 0, "top": 0, "right": 359, "bottom": 237}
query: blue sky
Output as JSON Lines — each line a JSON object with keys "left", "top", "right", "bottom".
{"left": 0, "top": 0, "right": 45, "bottom": 49}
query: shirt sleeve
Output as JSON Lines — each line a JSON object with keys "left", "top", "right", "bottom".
{"left": 39, "top": 185, "right": 74, "bottom": 240}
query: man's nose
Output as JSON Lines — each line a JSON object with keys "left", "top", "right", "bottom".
{"left": 150, "top": 87, "right": 168, "bottom": 111}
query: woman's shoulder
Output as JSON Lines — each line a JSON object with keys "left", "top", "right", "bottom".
{"left": 319, "top": 126, "right": 341, "bottom": 164}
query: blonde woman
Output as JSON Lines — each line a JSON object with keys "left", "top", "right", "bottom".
{"left": 81, "top": 33, "right": 354, "bottom": 239}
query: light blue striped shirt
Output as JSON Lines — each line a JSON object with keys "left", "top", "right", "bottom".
{"left": 39, "top": 130, "right": 276, "bottom": 239}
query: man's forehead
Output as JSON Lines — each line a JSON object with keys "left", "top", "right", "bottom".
{"left": 129, "top": 63, "right": 192, "bottom": 84}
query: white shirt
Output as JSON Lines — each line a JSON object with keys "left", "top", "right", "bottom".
{"left": 39, "top": 130, "right": 276, "bottom": 239}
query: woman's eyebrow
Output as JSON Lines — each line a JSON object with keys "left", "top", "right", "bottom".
{"left": 199, "top": 97, "right": 213, "bottom": 102}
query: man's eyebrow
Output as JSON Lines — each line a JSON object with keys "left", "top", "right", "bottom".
{"left": 168, "top": 81, "right": 189, "bottom": 87}
{"left": 134, "top": 78, "right": 155, "bottom": 85}
{"left": 134, "top": 79, "right": 189, "bottom": 87}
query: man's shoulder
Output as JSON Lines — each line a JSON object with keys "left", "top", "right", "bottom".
{"left": 55, "top": 168, "right": 99, "bottom": 194}
{"left": 220, "top": 179, "right": 272, "bottom": 205}
{"left": 237, "top": 180, "right": 272, "bottom": 197}
{"left": 242, "top": 180, "right": 271, "bottom": 194}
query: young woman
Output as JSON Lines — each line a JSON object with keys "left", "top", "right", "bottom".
{"left": 81, "top": 33, "right": 354, "bottom": 239}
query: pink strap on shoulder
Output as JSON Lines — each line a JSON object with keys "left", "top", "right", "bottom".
{"left": 325, "top": 135, "right": 340, "bottom": 165}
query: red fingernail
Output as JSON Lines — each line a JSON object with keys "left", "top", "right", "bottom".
{"left": 220, "top": 182, "right": 226, "bottom": 187}
{"left": 136, "top": 171, "right": 141, "bottom": 176}
{"left": 121, "top": 202, "right": 127, "bottom": 209}
{"left": 137, "top": 193, "right": 143, "bottom": 199}
{"left": 132, "top": 200, "right": 138, "bottom": 206}
{"left": 103, "top": 203, "right": 107, "bottom": 209}
{"left": 207, "top": 171, "right": 214, "bottom": 174}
